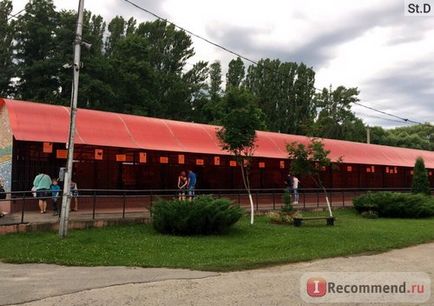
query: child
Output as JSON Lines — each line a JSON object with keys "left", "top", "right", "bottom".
{"left": 51, "top": 179, "right": 61, "bottom": 216}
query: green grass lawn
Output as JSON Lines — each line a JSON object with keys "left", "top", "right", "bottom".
{"left": 1, "top": 209, "right": 434, "bottom": 271}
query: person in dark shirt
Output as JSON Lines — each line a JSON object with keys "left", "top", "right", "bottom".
{"left": 187, "top": 170, "right": 197, "bottom": 201}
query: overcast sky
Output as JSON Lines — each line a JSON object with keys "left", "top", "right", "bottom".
{"left": 11, "top": 0, "right": 434, "bottom": 128}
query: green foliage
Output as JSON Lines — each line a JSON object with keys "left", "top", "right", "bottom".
{"left": 310, "top": 86, "right": 366, "bottom": 142}
{"left": 0, "top": 0, "right": 14, "bottom": 96}
{"left": 286, "top": 138, "right": 333, "bottom": 180}
{"left": 281, "top": 191, "right": 293, "bottom": 213}
{"left": 245, "top": 59, "right": 316, "bottom": 135}
{"left": 4, "top": 210, "right": 434, "bottom": 271}
{"left": 266, "top": 211, "right": 297, "bottom": 225}
{"left": 217, "top": 88, "right": 266, "bottom": 156}
{"left": 151, "top": 196, "right": 243, "bottom": 235}
{"left": 353, "top": 192, "right": 434, "bottom": 218}
{"left": 371, "top": 124, "right": 434, "bottom": 151}
{"left": 412, "top": 157, "right": 431, "bottom": 195}
{"left": 15, "top": 0, "right": 59, "bottom": 102}
{"left": 226, "top": 57, "right": 245, "bottom": 90}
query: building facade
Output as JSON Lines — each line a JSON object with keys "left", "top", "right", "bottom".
{"left": 1, "top": 98, "right": 433, "bottom": 193}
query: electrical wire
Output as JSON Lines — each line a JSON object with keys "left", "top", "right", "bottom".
{"left": 354, "top": 112, "right": 414, "bottom": 125}
{"left": 6, "top": 7, "right": 26, "bottom": 21}
{"left": 122, "top": 0, "right": 423, "bottom": 125}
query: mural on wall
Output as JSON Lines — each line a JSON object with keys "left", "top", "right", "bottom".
{"left": 0, "top": 105, "right": 12, "bottom": 192}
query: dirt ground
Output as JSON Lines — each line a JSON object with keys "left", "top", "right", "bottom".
{"left": 1, "top": 242, "right": 434, "bottom": 306}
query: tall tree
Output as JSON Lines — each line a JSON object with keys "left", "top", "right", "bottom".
{"left": 245, "top": 59, "right": 316, "bottom": 134}
{"left": 226, "top": 57, "right": 245, "bottom": 90}
{"left": 311, "top": 85, "right": 366, "bottom": 142}
{"left": 209, "top": 61, "right": 222, "bottom": 101}
{"left": 217, "top": 88, "right": 266, "bottom": 224}
{"left": 54, "top": 9, "right": 75, "bottom": 105}
{"left": 105, "top": 16, "right": 126, "bottom": 55}
{"left": 0, "top": 0, "right": 14, "bottom": 97}
{"left": 412, "top": 157, "right": 431, "bottom": 195}
{"left": 195, "top": 60, "right": 223, "bottom": 123}
{"left": 15, "top": 0, "right": 58, "bottom": 102}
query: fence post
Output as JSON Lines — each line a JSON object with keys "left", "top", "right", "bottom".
{"left": 122, "top": 192, "right": 126, "bottom": 219}
{"left": 92, "top": 191, "right": 96, "bottom": 220}
{"left": 237, "top": 192, "right": 241, "bottom": 205}
{"left": 21, "top": 192, "right": 26, "bottom": 224}
{"left": 317, "top": 190, "right": 320, "bottom": 208}
{"left": 303, "top": 192, "right": 306, "bottom": 209}
{"left": 272, "top": 190, "right": 276, "bottom": 210}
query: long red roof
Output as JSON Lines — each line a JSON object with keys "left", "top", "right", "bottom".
{"left": 1, "top": 98, "right": 433, "bottom": 168}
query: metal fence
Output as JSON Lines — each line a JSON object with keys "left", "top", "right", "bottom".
{"left": 0, "top": 187, "right": 431, "bottom": 226}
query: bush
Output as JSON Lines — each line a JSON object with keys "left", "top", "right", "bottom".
{"left": 353, "top": 192, "right": 434, "bottom": 218}
{"left": 266, "top": 211, "right": 301, "bottom": 225}
{"left": 412, "top": 157, "right": 431, "bottom": 195}
{"left": 281, "top": 190, "right": 293, "bottom": 213}
{"left": 361, "top": 210, "right": 378, "bottom": 219}
{"left": 151, "top": 196, "right": 243, "bottom": 235}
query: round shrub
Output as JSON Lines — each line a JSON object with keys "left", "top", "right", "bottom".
{"left": 353, "top": 192, "right": 434, "bottom": 218}
{"left": 151, "top": 195, "right": 243, "bottom": 235}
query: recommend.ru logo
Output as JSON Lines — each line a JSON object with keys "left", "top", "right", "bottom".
{"left": 301, "top": 272, "right": 431, "bottom": 303}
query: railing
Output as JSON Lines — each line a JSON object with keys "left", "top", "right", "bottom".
{"left": 0, "top": 187, "right": 432, "bottom": 226}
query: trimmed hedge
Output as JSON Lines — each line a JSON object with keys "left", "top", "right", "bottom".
{"left": 353, "top": 192, "right": 434, "bottom": 218}
{"left": 151, "top": 196, "right": 243, "bottom": 235}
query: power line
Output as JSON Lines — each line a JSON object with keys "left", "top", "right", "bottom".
{"left": 352, "top": 101, "right": 422, "bottom": 124}
{"left": 7, "top": 7, "right": 26, "bottom": 21}
{"left": 122, "top": 0, "right": 424, "bottom": 126}
{"left": 354, "top": 112, "right": 413, "bottom": 125}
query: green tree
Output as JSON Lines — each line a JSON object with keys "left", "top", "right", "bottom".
{"left": 370, "top": 123, "right": 434, "bottom": 151}
{"left": 209, "top": 61, "right": 222, "bottom": 101}
{"left": 245, "top": 59, "right": 316, "bottom": 134}
{"left": 15, "top": 0, "right": 58, "bottom": 102}
{"left": 217, "top": 88, "right": 266, "bottom": 224}
{"left": 311, "top": 85, "right": 366, "bottom": 142}
{"left": 412, "top": 157, "right": 431, "bottom": 195}
{"left": 0, "top": 0, "right": 14, "bottom": 96}
{"left": 287, "top": 139, "right": 340, "bottom": 217}
{"left": 226, "top": 57, "right": 245, "bottom": 90}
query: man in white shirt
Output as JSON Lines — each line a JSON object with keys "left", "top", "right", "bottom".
{"left": 292, "top": 176, "right": 300, "bottom": 204}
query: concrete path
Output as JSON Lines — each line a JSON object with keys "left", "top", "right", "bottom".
{"left": 1, "top": 243, "right": 434, "bottom": 306}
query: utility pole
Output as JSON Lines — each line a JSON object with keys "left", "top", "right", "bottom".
{"left": 59, "top": 0, "right": 85, "bottom": 238}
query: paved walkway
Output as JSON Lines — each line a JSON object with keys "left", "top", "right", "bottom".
{"left": 1, "top": 243, "right": 434, "bottom": 306}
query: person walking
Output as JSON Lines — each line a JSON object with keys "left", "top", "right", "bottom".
{"left": 187, "top": 169, "right": 197, "bottom": 201}
{"left": 177, "top": 171, "right": 188, "bottom": 200}
{"left": 33, "top": 173, "right": 52, "bottom": 213}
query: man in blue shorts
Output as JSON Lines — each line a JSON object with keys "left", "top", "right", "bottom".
{"left": 187, "top": 169, "right": 197, "bottom": 201}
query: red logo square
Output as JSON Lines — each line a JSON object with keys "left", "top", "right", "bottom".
{"left": 307, "top": 277, "right": 327, "bottom": 297}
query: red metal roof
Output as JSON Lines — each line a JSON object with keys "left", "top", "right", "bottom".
{"left": 1, "top": 98, "right": 433, "bottom": 168}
